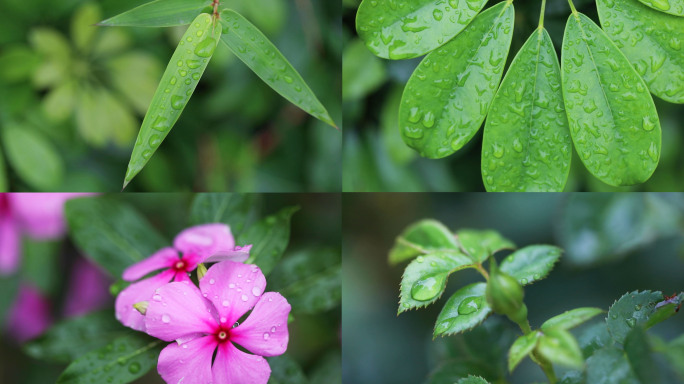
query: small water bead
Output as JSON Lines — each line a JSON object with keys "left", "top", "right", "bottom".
{"left": 241, "top": 294, "right": 249, "bottom": 302}
{"left": 457, "top": 296, "right": 482, "bottom": 315}
{"left": 161, "top": 314, "right": 171, "bottom": 323}
{"left": 128, "top": 362, "right": 141, "bottom": 374}
{"left": 229, "top": 283, "right": 235, "bottom": 288}
{"left": 153, "top": 294, "right": 162, "bottom": 302}
{"left": 252, "top": 287, "right": 262, "bottom": 296}
{"left": 184, "top": 78, "right": 192, "bottom": 85}
{"left": 195, "top": 38, "right": 217, "bottom": 58}
{"left": 222, "top": 300, "right": 230, "bottom": 307}
{"left": 271, "top": 326, "right": 276, "bottom": 332}
{"left": 263, "top": 333, "right": 270, "bottom": 340}
{"left": 171, "top": 95, "right": 185, "bottom": 110}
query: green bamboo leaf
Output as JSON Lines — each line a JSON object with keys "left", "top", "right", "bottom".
{"left": 597, "top": 0, "right": 684, "bottom": 102}
{"left": 481, "top": 28, "right": 571, "bottom": 191}
{"left": 499, "top": 245, "right": 562, "bottom": 286}
{"left": 218, "top": 9, "right": 335, "bottom": 127}
{"left": 636, "top": 0, "right": 684, "bottom": 16}
{"left": 434, "top": 282, "right": 491, "bottom": 337}
{"left": 586, "top": 347, "right": 639, "bottom": 384}
{"left": 606, "top": 290, "right": 663, "bottom": 344}
{"left": 536, "top": 328, "right": 584, "bottom": 369}
{"left": 456, "top": 229, "right": 516, "bottom": 263}
{"left": 56, "top": 334, "right": 162, "bottom": 384}
{"left": 399, "top": 2, "right": 515, "bottom": 159}
{"left": 1, "top": 123, "right": 64, "bottom": 191}
{"left": 561, "top": 12, "right": 661, "bottom": 186}
{"left": 389, "top": 219, "right": 459, "bottom": 265}
{"left": 542, "top": 308, "right": 604, "bottom": 331}
{"left": 98, "top": 0, "right": 211, "bottom": 27}
{"left": 399, "top": 251, "right": 474, "bottom": 313}
{"left": 242, "top": 206, "right": 299, "bottom": 276}
{"left": 508, "top": 331, "right": 541, "bottom": 372}
{"left": 355, "top": 0, "right": 489, "bottom": 60}
{"left": 123, "top": 13, "right": 221, "bottom": 189}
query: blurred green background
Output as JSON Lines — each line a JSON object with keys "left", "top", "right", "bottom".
{"left": 0, "top": 0, "right": 341, "bottom": 192}
{"left": 342, "top": 0, "right": 684, "bottom": 192}
{"left": 342, "top": 193, "right": 684, "bottom": 383}
{"left": 0, "top": 193, "right": 341, "bottom": 383}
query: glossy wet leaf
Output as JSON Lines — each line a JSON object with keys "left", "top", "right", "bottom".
{"left": 561, "top": 12, "right": 661, "bottom": 186}
{"left": 536, "top": 328, "right": 584, "bottom": 368}
{"left": 98, "top": 0, "right": 211, "bottom": 27}
{"left": 541, "top": 307, "right": 604, "bottom": 331}
{"left": 189, "top": 193, "right": 255, "bottom": 236}
{"left": 456, "top": 229, "right": 515, "bottom": 263}
{"left": 1, "top": 123, "right": 64, "bottom": 191}
{"left": 586, "top": 347, "right": 639, "bottom": 384}
{"left": 597, "top": 0, "right": 684, "bottom": 103}
{"left": 434, "top": 282, "right": 491, "bottom": 337}
{"left": 636, "top": 0, "right": 684, "bottom": 16}
{"left": 499, "top": 245, "right": 562, "bottom": 285}
{"left": 606, "top": 290, "right": 663, "bottom": 344}
{"left": 399, "top": 2, "right": 514, "bottom": 159}
{"left": 508, "top": 331, "right": 541, "bottom": 372}
{"left": 56, "top": 334, "right": 162, "bottom": 384}
{"left": 389, "top": 219, "right": 459, "bottom": 265}
{"left": 124, "top": 13, "right": 220, "bottom": 188}
{"left": 241, "top": 206, "right": 299, "bottom": 276}
{"left": 482, "top": 28, "right": 571, "bottom": 191}
{"left": 355, "top": 0, "right": 489, "bottom": 60}
{"left": 219, "top": 10, "right": 335, "bottom": 127}
{"left": 399, "top": 251, "right": 474, "bottom": 313}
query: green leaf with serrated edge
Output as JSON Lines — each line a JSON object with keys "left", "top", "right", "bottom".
{"left": 561, "top": 12, "right": 661, "bottom": 186}
{"left": 586, "top": 347, "right": 639, "bottom": 384}
{"left": 98, "top": 0, "right": 211, "bottom": 27}
{"left": 434, "top": 282, "right": 491, "bottom": 337}
{"left": 482, "top": 28, "right": 571, "bottom": 192}
{"left": 389, "top": 219, "right": 459, "bottom": 265}
{"left": 425, "top": 360, "right": 494, "bottom": 384}
{"left": 541, "top": 307, "right": 604, "bottom": 331}
{"left": 536, "top": 328, "right": 583, "bottom": 368}
{"left": 269, "top": 247, "right": 341, "bottom": 314}
{"left": 56, "top": 334, "right": 162, "bottom": 384}
{"left": 606, "top": 290, "right": 663, "bottom": 344}
{"left": 578, "top": 322, "right": 613, "bottom": 358}
{"left": 1, "top": 123, "right": 64, "bottom": 191}
{"left": 624, "top": 326, "right": 664, "bottom": 383}
{"left": 218, "top": 10, "right": 335, "bottom": 127}
{"left": 242, "top": 206, "right": 299, "bottom": 276}
{"left": 399, "top": 2, "right": 514, "bottom": 159}
{"left": 189, "top": 193, "right": 256, "bottom": 236}
{"left": 266, "top": 354, "right": 308, "bottom": 384}
{"left": 597, "top": 0, "right": 684, "bottom": 102}
{"left": 355, "top": 0, "right": 489, "bottom": 60}
{"left": 399, "top": 251, "right": 474, "bottom": 313}
{"left": 645, "top": 292, "right": 683, "bottom": 328}
{"left": 456, "top": 376, "right": 490, "bottom": 384}
{"left": 508, "top": 331, "right": 541, "bottom": 372}
{"left": 637, "top": 0, "right": 684, "bottom": 16}
{"left": 456, "top": 229, "right": 516, "bottom": 263}
{"left": 24, "top": 311, "right": 125, "bottom": 363}
{"left": 65, "top": 197, "right": 168, "bottom": 278}
{"left": 123, "top": 13, "right": 220, "bottom": 189}
{"left": 499, "top": 245, "right": 561, "bottom": 286}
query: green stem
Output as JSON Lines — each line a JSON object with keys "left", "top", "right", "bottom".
{"left": 538, "top": 0, "right": 547, "bottom": 28}
{"left": 532, "top": 351, "right": 557, "bottom": 384}
{"left": 474, "top": 263, "right": 489, "bottom": 280}
{"left": 567, "top": 0, "right": 578, "bottom": 14}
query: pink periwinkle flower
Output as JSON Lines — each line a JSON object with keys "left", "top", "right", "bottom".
{"left": 64, "top": 257, "right": 112, "bottom": 317}
{"left": 145, "top": 261, "right": 290, "bottom": 384}
{"left": 6, "top": 283, "right": 52, "bottom": 343}
{"left": 0, "top": 193, "right": 92, "bottom": 275}
{"left": 116, "top": 224, "right": 252, "bottom": 331}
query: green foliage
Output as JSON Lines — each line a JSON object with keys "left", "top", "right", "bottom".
{"left": 456, "top": 229, "right": 516, "bottom": 263}
{"left": 267, "top": 354, "right": 309, "bottom": 384}
{"left": 242, "top": 206, "right": 299, "bottom": 276}
{"left": 536, "top": 328, "right": 584, "bottom": 369}
{"left": 499, "top": 245, "right": 562, "bottom": 285}
{"left": 388, "top": 219, "right": 460, "bottom": 265}
{"left": 508, "top": 331, "right": 541, "bottom": 372}
{"left": 434, "top": 283, "right": 491, "bottom": 337}
{"left": 637, "top": 0, "right": 684, "bottom": 16}
{"left": 1, "top": 122, "right": 64, "bottom": 190}
{"left": 342, "top": 39, "right": 386, "bottom": 101}
{"left": 456, "top": 376, "right": 490, "bottom": 384}
{"left": 606, "top": 290, "right": 665, "bottom": 343}
{"left": 189, "top": 193, "right": 255, "bottom": 235}
{"left": 541, "top": 308, "right": 604, "bottom": 331}
{"left": 98, "top": 0, "right": 211, "bottom": 27}
{"left": 585, "top": 346, "right": 639, "bottom": 384}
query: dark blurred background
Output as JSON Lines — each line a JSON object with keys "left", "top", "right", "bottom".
{"left": 0, "top": 0, "right": 341, "bottom": 192}
{"left": 342, "top": 0, "right": 684, "bottom": 192}
{"left": 342, "top": 193, "right": 684, "bottom": 383}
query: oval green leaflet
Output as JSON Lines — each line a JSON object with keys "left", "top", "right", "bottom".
{"left": 434, "top": 282, "right": 491, "bottom": 337}
{"left": 98, "top": 0, "right": 212, "bottom": 27}
{"left": 637, "top": 0, "right": 684, "bottom": 16}
{"left": 355, "top": 0, "right": 489, "bottom": 60}
{"left": 481, "top": 28, "right": 571, "bottom": 192}
{"left": 399, "top": 1, "right": 515, "bottom": 159}
{"left": 218, "top": 10, "right": 335, "bottom": 127}
{"left": 561, "top": 12, "right": 661, "bottom": 186}
{"left": 1, "top": 123, "right": 64, "bottom": 191}
{"left": 124, "top": 13, "right": 220, "bottom": 189}
{"left": 597, "top": 0, "right": 684, "bottom": 103}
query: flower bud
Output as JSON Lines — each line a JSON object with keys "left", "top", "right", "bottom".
{"left": 133, "top": 301, "right": 148, "bottom": 315}
{"left": 197, "top": 263, "right": 208, "bottom": 280}
{"left": 486, "top": 259, "right": 524, "bottom": 317}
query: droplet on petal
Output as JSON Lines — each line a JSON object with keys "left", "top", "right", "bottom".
{"left": 263, "top": 333, "right": 270, "bottom": 340}
{"left": 209, "top": 279, "right": 215, "bottom": 285}
{"left": 252, "top": 287, "right": 262, "bottom": 297}
{"left": 241, "top": 294, "right": 248, "bottom": 302}
{"left": 222, "top": 300, "right": 229, "bottom": 307}
{"left": 161, "top": 314, "right": 171, "bottom": 323}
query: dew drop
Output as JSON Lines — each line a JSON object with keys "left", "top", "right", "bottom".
{"left": 457, "top": 296, "right": 482, "bottom": 315}
{"left": 263, "top": 333, "right": 270, "bottom": 340}
{"left": 252, "top": 287, "right": 262, "bottom": 297}
{"left": 161, "top": 314, "right": 171, "bottom": 323}
{"left": 152, "top": 294, "right": 162, "bottom": 302}
{"left": 241, "top": 294, "right": 249, "bottom": 302}
{"left": 171, "top": 95, "right": 184, "bottom": 110}
{"left": 410, "top": 274, "right": 446, "bottom": 301}
{"left": 270, "top": 326, "right": 276, "bottom": 332}
{"left": 626, "top": 318, "right": 636, "bottom": 328}
{"left": 209, "top": 278, "right": 215, "bottom": 285}
{"left": 195, "top": 38, "right": 217, "bottom": 58}
{"left": 222, "top": 300, "right": 229, "bottom": 307}
{"left": 128, "top": 362, "right": 141, "bottom": 374}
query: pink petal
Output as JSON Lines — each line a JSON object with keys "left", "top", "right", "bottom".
{"left": 231, "top": 292, "right": 291, "bottom": 356}
{"left": 200, "top": 261, "right": 266, "bottom": 327}
{"left": 7, "top": 284, "right": 52, "bottom": 343}
{"left": 64, "top": 258, "right": 112, "bottom": 317}
{"left": 204, "top": 244, "right": 252, "bottom": 263}
{"left": 115, "top": 270, "right": 175, "bottom": 331}
{"left": 213, "top": 341, "right": 271, "bottom": 384}
{"left": 174, "top": 224, "right": 236, "bottom": 261}
{"left": 173, "top": 271, "right": 192, "bottom": 283}
{"left": 145, "top": 281, "right": 217, "bottom": 342}
{"left": 9, "top": 193, "right": 93, "bottom": 239}
{"left": 0, "top": 212, "right": 21, "bottom": 275}
{"left": 157, "top": 335, "right": 216, "bottom": 384}
{"left": 122, "top": 247, "right": 178, "bottom": 282}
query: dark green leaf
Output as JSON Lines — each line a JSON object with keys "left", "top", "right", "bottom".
{"left": 646, "top": 293, "right": 683, "bottom": 328}
{"left": 266, "top": 354, "right": 309, "bottom": 384}
{"left": 0, "top": 274, "right": 19, "bottom": 320}
{"left": 456, "top": 376, "right": 490, "bottom": 384}
{"left": 536, "top": 328, "right": 583, "bottom": 368}
{"left": 242, "top": 206, "right": 299, "bottom": 276}
{"left": 1, "top": 123, "right": 64, "bottom": 191}
{"left": 21, "top": 239, "right": 60, "bottom": 294}
{"left": 624, "top": 326, "right": 664, "bottom": 383}
{"left": 541, "top": 307, "right": 604, "bottom": 331}
{"left": 434, "top": 282, "right": 491, "bottom": 337}
{"left": 65, "top": 197, "right": 168, "bottom": 278}
{"left": 399, "top": 2, "right": 515, "bottom": 159}
{"left": 508, "top": 331, "right": 541, "bottom": 372}
{"left": 56, "top": 334, "right": 162, "bottom": 384}
{"left": 219, "top": 9, "right": 335, "bottom": 127}
{"left": 606, "top": 290, "right": 663, "bottom": 344}
{"left": 98, "top": 0, "right": 211, "bottom": 27}
{"left": 0, "top": 45, "right": 40, "bottom": 83}
{"left": 499, "top": 245, "right": 562, "bottom": 285}
{"left": 389, "top": 219, "right": 459, "bottom": 265}
{"left": 456, "top": 229, "right": 516, "bottom": 264}
{"left": 561, "top": 12, "right": 661, "bottom": 186}
{"left": 577, "top": 321, "right": 613, "bottom": 357}
{"left": 586, "top": 346, "right": 639, "bottom": 384}
{"left": 309, "top": 351, "right": 341, "bottom": 384}
{"left": 424, "top": 359, "right": 493, "bottom": 384}
{"left": 189, "top": 193, "right": 255, "bottom": 235}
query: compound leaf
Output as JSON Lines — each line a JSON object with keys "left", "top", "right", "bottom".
{"left": 399, "top": 2, "right": 514, "bottom": 159}
{"left": 124, "top": 13, "right": 221, "bottom": 188}
{"left": 98, "top": 0, "right": 211, "bottom": 27}
{"left": 219, "top": 9, "right": 335, "bottom": 127}
{"left": 482, "top": 28, "right": 571, "bottom": 191}
{"left": 561, "top": 12, "right": 661, "bottom": 186}
{"left": 636, "top": 0, "right": 684, "bottom": 16}
{"left": 606, "top": 290, "right": 663, "bottom": 344}
{"left": 456, "top": 229, "right": 516, "bottom": 263}
{"left": 542, "top": 307, "right": 604, "bottom": 331}
{"left": 499, "top": 245, "right": 562, "bottom": 286}
{"left": 434, "top": 282, "right": 491, "bottom": 337}
{"left": 597, "top": 0, "right": 684, "bottom": 103}
{"left": 389, "top": 219, "right": 459, "bottom": 265}
{"left": 355, "top": 0, "right": 489, "bottom": 60}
